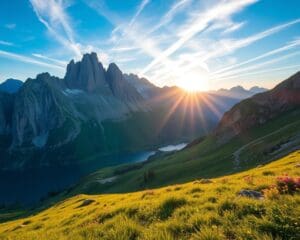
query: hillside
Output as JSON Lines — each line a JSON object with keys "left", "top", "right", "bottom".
{"left": 66, "top": 108, "right": 300, "bottom": 196}
{"left": 0, "top": 150, "right": 299, "bottom": 240}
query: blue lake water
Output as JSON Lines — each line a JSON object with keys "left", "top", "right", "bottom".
{"left": 0, "top": 143, "right": 187, "bottom": 204}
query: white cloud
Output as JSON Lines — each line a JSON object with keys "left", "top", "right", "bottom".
{"left": 213, "top": 51, "right": 300, "bottom": 82}
{"left": 140, "top": 0, "right": 258, "bottom": 75}
{"left": 29, "top": 0, "right": 82, "bottom": 58}
{"left": 32, "top": 53, "right": 68, "bottom": 66}
{"left": 4, "top": 23, "right": 16, "bottom": 29}
{"left": 0, "top": 50, "right": 64, "bottom": 70}
{"left": 213, "top": 38, "right": 300, "bottom": 76}
{"left": 221, "top": 21, "right": 247, "bottom": 35}
{"left": 148, "top": 0, "right": 192, "bottom": 34}
{"left": 0, "top": 40, "right": 14, "bottom": 46}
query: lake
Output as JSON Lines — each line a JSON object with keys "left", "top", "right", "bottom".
{"left": 0, "top": 143, "right": 187, "bottom": 205}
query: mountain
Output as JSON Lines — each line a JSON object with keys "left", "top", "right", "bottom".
{"left": 0, "top": 53, "right": 245, "bottom": 203}
{"left": 214, "top": 85, "right": 268, "bottom": 99}
{"left": 123, "top": 73, "right": 159, "bottom": 98}
{"left": 0, "top": 52, "right": 241, "bottom": 170}
{"left": 0, "top": 79, "right": 23, "bottom": 94}
{"left": 66, "top": 71, "right": 300, "bottom": 197}
{"left": 215, "top": 71, "right": 300, "bottom": 142}
{"left": 0, "top": 92, "right": 14, "bottom": 135}
{"left": 249, "top": 86, "right": 268, "bottom": 94}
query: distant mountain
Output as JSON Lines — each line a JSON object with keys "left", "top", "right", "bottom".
{"left": 215, "top": 71, "right": 300, "bottom": 142}
{"left": 0, "top": 52, "right": 244, "bottom": 170}
{"left": 0, "top": 53, "right": 245, "bottom": 203}
{"left": 249, "top": 86, "right": 268, "bottom": 94}
{"left": 0, "top": 79, "right": 23, "bottom": 93}
{"left": 213, "top": 85, "right": 268, "bottom": 99}
{"left": 123, "top": 73, "right": 158, "bottom": 98}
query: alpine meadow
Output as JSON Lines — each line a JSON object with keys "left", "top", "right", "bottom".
{"left": 0, "top": 0, "right": 299, "bottom": 239}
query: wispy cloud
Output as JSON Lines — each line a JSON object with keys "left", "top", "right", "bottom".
{"left": 154, "top": 18, "right": 300, "bottom": 85}
{"left": 140, "top": 0, "right": 258, "bottom": 75}
{"left": 29, "top": 0, "right": 82, "bottom": 58}
{"left": 221, "top": 21, "right": 247, "bottom": 35}
{"left": 216, "top": 50, "right": 300, "bottom": 80}
{"left": 213, "top": 64, "right": 300, "bottom": 82}
{"left": 32, "top": 53, "right": 68, "bottom": 66}
{"left": 4, "top": 23, "right": 16, "bottom": 30}
{"left": 0, "top": 49, "right": 64, "bottom": 70}
{"left": 213, "top": 38, "right": 300, "bottom": 76}
{"left": 128, "top": 0, "right": 151, "bottom": 29}
{"left": 148, "top": 0, "right": 192, "bottom": 34}
{"left": 0, "top": 40, "right": 14, "bottom": 46}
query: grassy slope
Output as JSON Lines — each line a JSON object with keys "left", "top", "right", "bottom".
{"left": 0, "top": 150, "right": 299, "bottom": 239}
{"left": 70, "top": 109, "right": 300, "bottom": 195}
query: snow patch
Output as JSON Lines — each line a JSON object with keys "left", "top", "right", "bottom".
{"left": 62, "top": 88, "right": 84, "bottom": 96}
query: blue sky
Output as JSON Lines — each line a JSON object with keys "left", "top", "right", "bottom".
{"left": 0, "top": 0, "right": 299, "bottom": 90}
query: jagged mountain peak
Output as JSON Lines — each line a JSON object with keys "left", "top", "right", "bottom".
{"left": 64, "top": 52, "right": 107, "bottom": 92}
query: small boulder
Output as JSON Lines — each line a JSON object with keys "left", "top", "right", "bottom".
{"left": 79, "top": 199, "right": 95, "bottom": 207}
{"left": 199, "top": 179, "right": 213, "bottom": 184}
{"left": 238, "top": 189, "right": 264, "bottom": 199}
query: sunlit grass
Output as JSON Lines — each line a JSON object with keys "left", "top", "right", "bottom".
{"left": 0, "top": 150, "right": 299, "bottom": 239}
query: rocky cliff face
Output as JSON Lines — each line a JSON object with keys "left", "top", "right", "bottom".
{"left": 0, "top": 53, "right": 149, "bottom": 164}
{"left": 0, "top": 92, "right": 14, "bottom": 135}
{"left": 65, "top": 52, "right": 108, "bottom": 92}
{"left": 215, "top": 71, "right": 300, "bottom": 142}
{"left": 106, "top": 63, "right": 144, "bottom": 106}
{"left": 123, "top": 73, "right": 159, "bottom": 98}
{"left": 0, "top": 52, "right": 271, "bottom": 169}
{"left": 11, "top": 73, "right": 81, "bottom": 148}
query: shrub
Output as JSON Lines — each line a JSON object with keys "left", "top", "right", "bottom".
{"left": 143, "top": 169, "right": 155, "bottom": 183}
{"left": 22, "top": 220, "right": 32, "bottom": 225}
{"left": 189, "top": 187, "right": 203, "bottom": 194}
{"left": 276, "top": 176, "right": 300, "bottom": 194}
{"left": 207, "top": 197, "right": 217, "bottom": 203}
{"left": 262, "top": 171, "right": 275, "bottom": 176}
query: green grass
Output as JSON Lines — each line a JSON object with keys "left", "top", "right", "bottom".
{"left": 69, "top": 109, "right": 300, "bottom": 195}
{"left": 0, "top": 150, "right": 299, "bottom": 239}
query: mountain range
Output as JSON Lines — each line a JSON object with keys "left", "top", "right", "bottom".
{"left": 0, "top": 52, "right": 257, "bottom": 171}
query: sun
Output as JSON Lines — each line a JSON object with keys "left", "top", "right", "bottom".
{"left": 177, "top": 74, "right": 210, "bottom": 92}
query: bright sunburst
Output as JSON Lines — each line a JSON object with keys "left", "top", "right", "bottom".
{"left": 177, "top": 75, "right": 210, "bottom": 92}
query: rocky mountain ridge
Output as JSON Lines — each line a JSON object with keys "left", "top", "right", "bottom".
{"left": 0, "top": 53, "right": 249, "bottom": 169}
{"left": 215, "top": 71, "right": 300, "bottom": 142}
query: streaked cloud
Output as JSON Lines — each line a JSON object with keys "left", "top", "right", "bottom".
{"left": 32, "top": 53, "right": 68, "bottom": 66}
{"left": 140, "top": 0, "right": 258, "bottom": 75}
{"left": 0, "top": 40, "right": 14, "bottom": 46}
{"left": 29, "top": 0, "right": 82, "bottom": 57}
{"left": 4, "top": 23, "right": 16, "bottom": 29}
{"left": 0, "top": 49, "right": 64, "bottom": 70}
